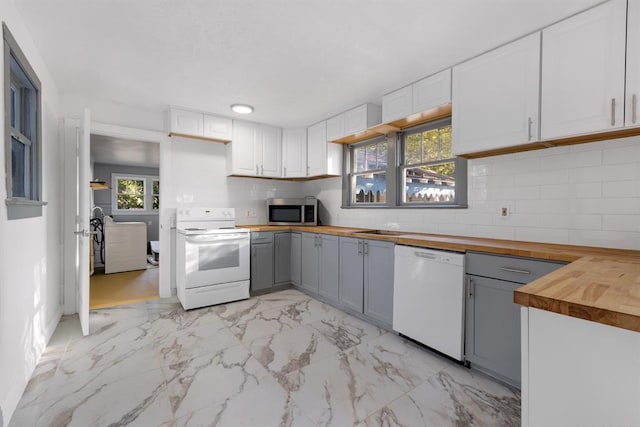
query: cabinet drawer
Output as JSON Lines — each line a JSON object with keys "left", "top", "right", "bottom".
{"left": 466, "top": 252, "right": 565, "bottom": 283}
{"left": 251, "top": 231, "right": 274, "bottom": 244}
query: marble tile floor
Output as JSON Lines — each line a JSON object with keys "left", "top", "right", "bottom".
{"left": 9, "top": 289, "right": 520, "bottom": 427}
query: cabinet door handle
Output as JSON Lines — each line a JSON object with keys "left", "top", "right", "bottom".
{"left": 611, "top": 98, "right": 616, "bottom": 126}
{"left": 261, "top": 164, "right": 264, "bottom": 175}
{"left": 283, "top": 166, "right": 287, "bottom": 176}
{"left": 357, "top": 240, "right": 362, "bottom": 255}
{"left": 633, "top": 94, "right": 637, "bottom": 124}
{"left": 363, "top": 242, "right": 369, "bottom": 256}
{"left": 500, "top": 267, "right": 531, "bottom": 275}
{"left": 527, "top": 116, "right": 533, "bottom": 141}
{"left": 467, "top": 277, "right": 474, "bottom": 298}
{"left": 255, "top": 165, "right": 259, "bottom": 175}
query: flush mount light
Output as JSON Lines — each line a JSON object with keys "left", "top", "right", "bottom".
{"left": 230, "top": 104, "right": 254, "bottom": 114}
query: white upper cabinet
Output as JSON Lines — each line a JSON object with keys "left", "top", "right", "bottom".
{"left": 626, "top": 0, "right": 640, "bottom": 128}
{"left": 203, "top": 114, "right": 232, "bottom": 141}
{"left": 228, "top": 121, "right": 281, "bottom": 177}
{"left": 541, "top": 0, "right": 627, "bottom": 139}
{"left": 229, "top": 120, "right": 258, "bottom": 176}
{"left": 452, "top": 32, "right": 541, "bottom": 155}
{"left": 326, "top": 114, "right": 345, "bottom": 141}
{"left": 282, "top": 128, "right": 307, "bottom": 178}
{"left": 307, "top": 121, "right": 341, "bottom": 177}
{"left": 259, "top": 124, "right": 282, "bottom": 177}
{"left": 344, "top": 103, "right": 382, "bottom": 135}
{"left": 169, "top": 108, "right": 232, "bottom": 142}
{"left": 412, "top": 68, "right": 452, "bottom": 113}
{"left": 169, "top": 108, "right": 203, "bottom": 136}
{"left": 382, "top": 69, "right": 452, "bottom": 124}
{"left": 382, "top": 85, "right": 412, "bottom": 123}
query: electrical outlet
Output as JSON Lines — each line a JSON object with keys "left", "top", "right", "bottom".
{"left": 245, "top": 209, "right": 257, "bottom": 218}
{"left": 501, "top": 207, "right": 509, "bottom": 217}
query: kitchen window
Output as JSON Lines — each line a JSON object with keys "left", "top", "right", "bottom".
{"left": 111, "top": 174, "right": 159, "bottom": 214}
{"left": 349, "top": 137, "right": 388, "bottom": 205}
{"left": 343, "top": 117, "right": 467, "bottom": 208}
{"left": 401, "top": 119, "right": 466, "bottom": 206}
{"left": 4, "top": 23, "right": 45, "bottom": 218}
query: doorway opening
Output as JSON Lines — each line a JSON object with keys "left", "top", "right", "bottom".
{"left": 88, "top": 133, "right": 161, "bottom": 309}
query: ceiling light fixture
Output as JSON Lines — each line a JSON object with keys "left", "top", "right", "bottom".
{"left": 230, "top": 104, "right": 254, "bottom": 114}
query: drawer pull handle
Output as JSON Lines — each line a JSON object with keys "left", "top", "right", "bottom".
{"left": 415, "top": 252, "right": 437, "bottom": 259}
{"left": 500, "top": 267, "right": 531, "bottom": 275}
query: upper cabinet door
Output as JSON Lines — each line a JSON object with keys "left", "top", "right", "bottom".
{"left": 412, "top": 69, "right": 452, "bottom": 113}
{"left": 452, "top": 32, "right": 541, "bottom": 155}
{"left": 259, "top": 125, "right": 282, "bottom": 177}
{"left": 343, "top": 104, "right": 382, "bottom": 135}
{"left": 626, "top": 0, "right": 640, "bottom": 128}
{"left": 282, "top": 128, "right": 307, "bottom": 178}
{"left": 326, "top": 114, "right": 345, "bottom": 141}
{"left": 170, "top": 109, "right": 203, "bottom": 136}
{"left": 306, "top": 121, "right": 327, "bottom": 177}
{"left": 203, "top": 114, "right": 232, "bottom": 141}
{"left": 231, "top": 120, "right": 258, "bottom": 176}
{"left": 382, "top": 85, "right": 412, "bottom": 123}
{"left": 541, "top": 0, "right": 627, "bottom": 139}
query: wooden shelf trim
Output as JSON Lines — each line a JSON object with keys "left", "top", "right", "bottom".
{"left": 168, "top": 132, "right": 230, "bottom": 144}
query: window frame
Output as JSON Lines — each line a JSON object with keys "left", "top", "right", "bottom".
{"left": 398, "top": 118, "right": 467, "bottom": 207}
{"left": 3, "top": 22, "right": 45, "bottom": 218}
{"left": 111, "top": 173, "right": 159, "bottom": 215}
{"left": 342, "top": 117, "right": 467, "bottom": 209}
{"left": 348, "top": 136, "right": 389, "bottom": 206}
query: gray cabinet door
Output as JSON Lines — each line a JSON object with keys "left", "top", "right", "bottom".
{"left": 465, "top": 275, "right": 521, "bottom": 386}
{"left": 251, "top": 242, "right": 274, "bottom": 292}
{"left": 300, "top": 233, "right": 319, "bottom": 294}
{"left": 318, "top": 234, "right": 340, "bottom": 304}
{"left": 274, "top": 232, "right": 291, "bottom": 284}
{"left": 290, "top": 233, "right": 301, "bottom": 287}
{"left": 364, "top": 239, "right": 395, "bottom": 327}
{"left": 339, "top": 237, "right": 364, "bottom": 313}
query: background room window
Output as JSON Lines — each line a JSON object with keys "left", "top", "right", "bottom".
{"left": 349, "top": 137, "right": 388, "bottom": 205}
{"left": 111, "top": 174, "right": 159, "bottom": 214}
{"left": 4, "top": 23, "right": 42, "bottom": 207}
{"left": 401, "top": 119, "right": 467, "bottom": 206}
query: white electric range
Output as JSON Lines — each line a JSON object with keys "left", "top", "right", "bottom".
{"left": 175, "top": 207, "right": 250, "bottom": 310}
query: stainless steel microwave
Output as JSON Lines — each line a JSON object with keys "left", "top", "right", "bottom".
{"left": 267, "top": 197, "right": 318, "bottom": 225}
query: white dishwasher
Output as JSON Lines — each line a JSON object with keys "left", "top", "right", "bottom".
{"left": 393, "top": 245, "right": 465, "bottom": 361}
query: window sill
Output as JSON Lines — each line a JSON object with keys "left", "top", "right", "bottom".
{"left": 5, "top": 198, "right": 47, "bottom": 219}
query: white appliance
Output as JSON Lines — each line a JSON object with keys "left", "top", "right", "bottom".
{"left": 393, "top": 245, "right": 466, "bottom": 361}
{"left": 175, "top": 207, "right": 250, "bottom": 310}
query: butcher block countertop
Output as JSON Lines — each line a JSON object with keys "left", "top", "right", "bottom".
{"left": 244, "top": 225, "right": 640, "bottom": 333}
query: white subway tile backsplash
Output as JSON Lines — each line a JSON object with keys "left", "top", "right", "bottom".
{"left": 301, "top": 138, "right": 640, "bottom": 250}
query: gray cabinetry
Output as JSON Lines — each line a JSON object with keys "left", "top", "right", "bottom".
{"left": 300, "top": 233, "right": 319, "bottom": 293}
{"left": 250, "top": 232, "right": 274, "bottom": 292}
{"left": 339, "top": 237, "right": 394, "bottom": 327}
{"left": 465, "top": 252, "right": 566, "bottom": 386}
{"left": 290, "top": 232, "right": 301, "bottom": 287}
{"left": 339, "top": 237, "right": 364, "bottom": 312}
{"left": 364, "top": 239, "right": 395, "bottom": 326}
{"left": 274, "top": 232, "right": 291, "bottom": 284}
{"left": 300, "top": 233, "right": 340, "bottom": 302}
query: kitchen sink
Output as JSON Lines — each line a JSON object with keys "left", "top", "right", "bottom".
{"left": 351, "top": 229, "right": 404, "bottom": 236}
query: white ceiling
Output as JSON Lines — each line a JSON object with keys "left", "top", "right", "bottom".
{"left": 17, "top": 0, "right": 602, "bottom": 128}
{"left": 91, "top": 134, "right": 159, "bottom": 167}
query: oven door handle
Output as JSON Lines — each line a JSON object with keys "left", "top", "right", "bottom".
{"left": 185, "top": 233, "right": 248, "bottom": 243}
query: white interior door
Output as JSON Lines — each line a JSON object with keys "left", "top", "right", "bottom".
{"left": 76, "top": 108, "right": 91, "bottom": 335}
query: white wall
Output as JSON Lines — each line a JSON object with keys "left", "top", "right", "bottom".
{"left": 0, "top": 1, "right": 63, "bottom": 425}
{"left": 303, "top": 136, "right": 640, "bottom": 250}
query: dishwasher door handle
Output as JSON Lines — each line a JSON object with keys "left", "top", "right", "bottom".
{"left": 414, "top": 251, "right": 437, "bottom": 260}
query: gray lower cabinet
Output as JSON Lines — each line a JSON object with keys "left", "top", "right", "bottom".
{"left": 300, "top": 233, "right": 340, "bottom": 303}
{"left": 250, "top": 232, "right": 274, "bottom": 292}
{"left": 274, "top": 232, "right": 291, "bottom": 284}
{"left": 465, "top": 252, "right": 566, "bottom": 386}
{"left": 339, "top": 237, "right": 394, "bottom": 327}
{"left": 290, "top": 232, "right": 301, "bottom": 286}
